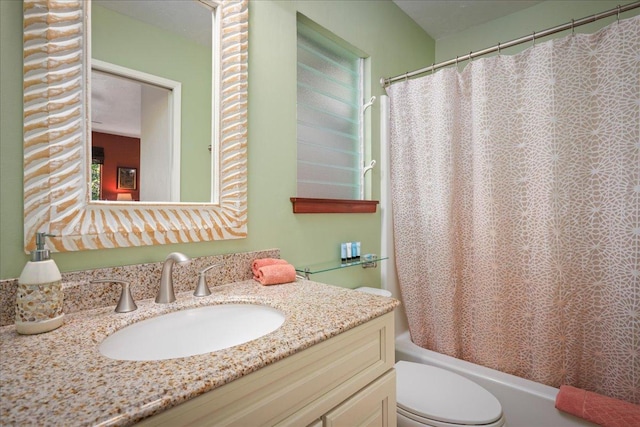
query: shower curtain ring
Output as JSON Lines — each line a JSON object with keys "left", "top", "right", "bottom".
{"left": 532, "top": 31, "right": 536, "bottom": 47}
{"left": 497, "top": 42, "right": 501, "bottom": 55}
{"left": 617, "top": 5, "right": 621, "bottom": 23}
{"left": 469, "top": 51, "right": 473, "bottom": 62}
{"left": 404, "top": 72, "right": 409, "bottom": 82}
{"left": 431, "top": 63, "right": 435, "bottom": 75}
{"left": 571, "top": 19, "right": 575, "bottom": 36}
{"left": 455, "top": 56, "right": 459, "bottom": 67}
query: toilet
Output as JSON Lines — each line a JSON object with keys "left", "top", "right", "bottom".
{"left": 355, "top": 287, "right": 506, "bottom": 427}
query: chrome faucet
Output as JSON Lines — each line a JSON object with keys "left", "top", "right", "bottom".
{"left": 156, "top": 252, "right": 191, "bottom": 303}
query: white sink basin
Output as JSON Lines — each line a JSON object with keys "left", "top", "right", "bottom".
{"left": 99, "top": 304, "right": 285, "bottom": 361}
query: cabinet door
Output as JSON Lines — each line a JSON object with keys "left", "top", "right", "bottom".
{"left": 139, "top": 312, "right": 395, "bottom": 427}
{"left": 323, "top": 369, "right": 396, "bottom": 427}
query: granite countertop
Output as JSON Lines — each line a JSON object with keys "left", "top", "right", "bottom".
{"left": 0, "top": 279, "right": 398, "bottom": 426}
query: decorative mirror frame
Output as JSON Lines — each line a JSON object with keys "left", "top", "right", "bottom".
{"left": 23, "top": 0, "right": 248, "bottom": 252}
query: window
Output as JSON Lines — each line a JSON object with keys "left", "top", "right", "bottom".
{"left": 296, "top": 19, "right": 364, "bottom": 201}
{"left": 91, "top": 164, "right": 102, "bottom": 201}
{"left": 91, "top": 146, "right": 104, "bottom": 201}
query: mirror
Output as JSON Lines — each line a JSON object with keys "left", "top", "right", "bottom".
{"left": 23, "top": 0, "right": 248, "bottom": 252}
{"left": 91, "top": 0, "right": 213, "bottom": 203}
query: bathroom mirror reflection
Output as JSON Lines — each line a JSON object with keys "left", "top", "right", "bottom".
{"left": 22, "top": 0, "right": 248, "bottom": 252}
{"left": 91, "top": 0, "right": 215, "bottom": 203}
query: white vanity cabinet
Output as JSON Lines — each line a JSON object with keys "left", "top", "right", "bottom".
{"left": 138, "top": 311, "right": 396, "bottom": 427}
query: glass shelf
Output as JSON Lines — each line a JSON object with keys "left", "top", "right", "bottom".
{"left": 296, "top": 256, "right": 388, "bottom": 279}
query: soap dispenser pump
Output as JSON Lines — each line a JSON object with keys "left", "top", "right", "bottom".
{"left": 15, "top": 232, "right": 64, "bottom": 334}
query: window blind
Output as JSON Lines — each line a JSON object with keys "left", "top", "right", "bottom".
{"left": 297, "top": 21, "right": 362, "bottom": 200}
{"left": 92, "top": 146, "right": 105, "bottom": 165}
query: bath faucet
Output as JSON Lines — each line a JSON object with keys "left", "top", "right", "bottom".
{"left": 156, "top": 252, "right": 191, "bottom": 303}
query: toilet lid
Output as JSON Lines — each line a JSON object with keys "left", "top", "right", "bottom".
{"left": 355, "top": 287, "right": 392, "bottom": 297}
{"left": 395, "top": 361, "right": 503, "bottom": 425}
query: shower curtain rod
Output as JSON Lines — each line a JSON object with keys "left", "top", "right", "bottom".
{"left": 380, "top": 1, "right": 640, "bottom": 87}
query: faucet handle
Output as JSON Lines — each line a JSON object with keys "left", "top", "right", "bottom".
{"left": 194, "top": 263, "right": 223, "bottom": 297}
{"left": 91, "top": 279, "right": 138, "bottom": 313}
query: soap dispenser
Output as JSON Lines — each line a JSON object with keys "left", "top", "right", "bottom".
{"left": 15, "top": 232, "right": 64, "bottom": 334}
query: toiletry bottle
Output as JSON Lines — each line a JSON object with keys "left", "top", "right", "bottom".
{"left": 15, "top": 232, "right": 64, "bottom": 334}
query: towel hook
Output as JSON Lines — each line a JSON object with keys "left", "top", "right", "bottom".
{"left": 362, "top": 96, "right": 376, "bottom": 115}
{"left": 362, "top": 159, "right": 376, "bottom": 178}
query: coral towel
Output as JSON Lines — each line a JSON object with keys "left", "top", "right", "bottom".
{"left": 255, "top": 264, "right": 297, "bottom": 286}
{"left": 555, "top": 385, "right": 640, "bottom": 427}
{"left": 251, "top": 258, "right": 289, "bottom": 280}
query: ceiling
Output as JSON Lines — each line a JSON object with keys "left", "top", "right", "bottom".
{"left": 392, "top": 0, "right": 543, "bottom": 39}
{"left": 94, "top": 0, "right": 213, "bottom": 46}
{"left": 94, "top": 1, "right": 546, "bottom": 50}
{"left": 92, "top": 0, "right": 544, "bottom": 136}
{"left": 91, "top": 1, "right": 213, "bottom": 138}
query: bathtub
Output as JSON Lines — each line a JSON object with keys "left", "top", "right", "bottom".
{"left": 395, "top": 331, "right": 596, "bottom": 427}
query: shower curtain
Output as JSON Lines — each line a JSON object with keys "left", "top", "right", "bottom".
{"left": 387, "top": 16, "right": 639, "bottom": 403}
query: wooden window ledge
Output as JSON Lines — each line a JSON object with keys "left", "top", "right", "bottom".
{"left": 290, "top": 198, "right": 378, "bottom": 214}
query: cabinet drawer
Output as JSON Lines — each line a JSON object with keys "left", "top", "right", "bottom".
{"left": 323, "top": 369, "right": 396, "bottom": 427}
{"left": 139, "top": 311, "right": 394, "bottom": 426}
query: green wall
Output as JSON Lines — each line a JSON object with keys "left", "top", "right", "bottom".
{"left": 0, "top": 0, "right": 434, "bottom": 287}
{"left": 435, "top": 0, "right": 639, "bottom": 63}
{"left": 0, "top": 0, "right": 24, "bottom": 281}
{"left": 5, "top": 0, "right": 633, "bottom": 285}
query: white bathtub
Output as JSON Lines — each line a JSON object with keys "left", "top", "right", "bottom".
{"left": 395, "top": 331, "right": 596, "bottom": 427}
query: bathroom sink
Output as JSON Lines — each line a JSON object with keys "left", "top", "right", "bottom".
{"left": 99, "top": 304, "right": 286, "bottom": 361}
